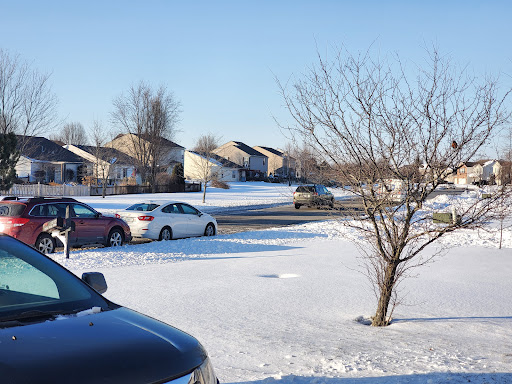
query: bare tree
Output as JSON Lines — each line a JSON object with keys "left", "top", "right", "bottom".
{"left": 91, "top": 121, "right": 116, "bottom": 198}
{"left": 111, "top": 81, "right": 181, "bottom": 192}
{"left": 51, "top": 122, "right": 88, "bottom": 145}
{"left": 278, "top": 46, "right": 511, "bottom": 326}
{"left": 191, "top": 133, "right": 221, "bottom": 203}
{"left": 0, "top": 49, "right": 58, "bottom": 145}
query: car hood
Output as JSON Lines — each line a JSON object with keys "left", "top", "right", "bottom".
{"left": 0, "top": 307, "right": 206, "bottom": 384}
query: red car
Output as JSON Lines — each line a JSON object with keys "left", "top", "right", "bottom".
{"left": 0, "top": 197, "right": 131, "bottom": 254}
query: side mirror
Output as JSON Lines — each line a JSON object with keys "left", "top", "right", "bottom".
{"left": 82, "top": 272, "right": 108, "bottom": 294}
{"left": 95, "top": 212, "right": 102, "bottom": 218}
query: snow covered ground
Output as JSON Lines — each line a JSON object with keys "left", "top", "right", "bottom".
{"left": 49, "top": 183, "right": 512, "bottom": 384}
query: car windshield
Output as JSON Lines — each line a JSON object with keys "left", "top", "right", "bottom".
{"left": 125, "top": 203, "right": 160, "bottom": 212}
{"left": 0, "top": 235, "right": 110, "bottom": 324}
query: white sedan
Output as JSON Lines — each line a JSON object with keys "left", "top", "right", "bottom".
{"left": 116, "top": 201, "right": 217, "bottom": 240}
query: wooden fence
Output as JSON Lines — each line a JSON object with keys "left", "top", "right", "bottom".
{"left": 1, "top": 182, "right": 201, "bottom": 198}
{"left": 90, "top": 184, "right": 186, "bottom": 196}
{"left": 1, "top": 183, "right": 90, "bottom": 197}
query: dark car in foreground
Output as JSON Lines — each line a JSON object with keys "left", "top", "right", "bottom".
{"left": 0, "top": 197, "right": 131, "bottom": 254}
{"left": 0, "top": 234, "right": 218, "bottom": 384}
{"left": 293, "top": 184, "right": 334, "bottom": 209}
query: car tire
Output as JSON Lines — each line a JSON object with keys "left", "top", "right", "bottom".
{"left": 204, "top": 223, "right": 216, "bottom": 236}
{"left": 329, "top": 200, "right": 334, "bottom": 208}
{"left": 35, "top": 233, "right": 56, "bottom": 254}
{"left": 159, "top": 227, "right": 173, "bottom": 241}
{"left": 106, "top": 228, "right": 124, "bottom": 247}
{"left": 294, "top": 204, "right": 301, "bottom": 209}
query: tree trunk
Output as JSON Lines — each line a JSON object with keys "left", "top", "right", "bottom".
{"left": 202, "top": 182, "right": 207, "bottom": 203}
{"left": 372, "top": 262, "right": 399, "bottom": 326}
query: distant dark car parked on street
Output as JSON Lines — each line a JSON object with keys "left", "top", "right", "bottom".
{"left": 0, "top": 234, "right": 218, "bottom": 384}
{"left": 293, "top": 184, "right": 334, "bottom": 209}
{"left": 0, "top": 197, "right": 131, "bottom": 254}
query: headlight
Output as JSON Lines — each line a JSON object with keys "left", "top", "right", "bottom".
{"left": 189, "top": 357, "right": 217, "bottom": 384}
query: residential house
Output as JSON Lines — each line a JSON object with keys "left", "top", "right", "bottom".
{"left": 252, "top": 146, "right": 296, "bottom": 178}
{"left": 454, "top": 160, "right": 502, "bottom": 185}
{"left": 184, "top": 151, "right": 244, "bottom": 182}
{"left": 454, "top": 162, "right": 479, "bottom": 185}
{"left": 494, "top": 160, "right": 512, "bottom": 185}
{"left": 213, "top": 141, "right": 268, "bottom": 180}
{"left": 15, "top": 136, "right": 83, "bottom": 183}
{"left": 106, "top": 133, "right": 185, "bottom": 174}
{"left": 64, "top": 144, "right": 141, "bottom": 185}
{"left": 419, "top": 162, "right": 454, "bottom": 183}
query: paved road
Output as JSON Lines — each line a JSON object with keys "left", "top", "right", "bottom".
{"left": 215, "top": 199, "right": 362, "bottom": 234}
{"left": 215, "top": 187, "right": 465, "bottom": 235}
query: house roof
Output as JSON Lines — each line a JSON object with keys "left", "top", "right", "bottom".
{"left": 216, "top": 141, "right": 267, "bottom": 157}
{"left": 188, "top": 151, "right": 241, "bottom": 168}
{"left": 17, "top": 136, "right": 83, "bottom": 163}
{"left": 73, "top": 145, "right": 136, "bottom": 165}
{"left": 254, "top": 146, "right": 284, "bottom": 156}
{"left": 113, "top": 133, "right": 184, "bottom": 149}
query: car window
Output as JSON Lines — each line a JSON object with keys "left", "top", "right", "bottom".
{"left": 126, "top": 203, "right": 160, "bottom": 212}
{"left": 71, "top": 204, "right": 97, "bottom": 218}
{"left": 179, "top": 204, "right": 199, "bottom": 215}
{"left": 161, "top": 204, "right": 180, "bottom": 214}
{"left": 31, "top": 203, "right": 68, "bottom": 217}
{"left": 296, "top": 186, "right": 315, "bottom": 193}
{"left": 316, "top": 185, "right": 328, "bottom": 194}
{"left": 0, "top": 203, "right": 26, "bottom": 217}
{"left": 0, "top": 236, "right": 109, "bottom": 319}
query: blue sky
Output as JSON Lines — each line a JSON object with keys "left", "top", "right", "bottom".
{"left": 2, "top": 1, "right": 511, "bottom": 153}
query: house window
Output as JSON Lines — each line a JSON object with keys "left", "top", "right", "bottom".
{"left": 232, "top": 171, "right": 236, "bottom": 178}
{"left": 263, "top": 158, "right": 266, "bottom": 165}
{"left": 123, "top": 168, "right": 128, "bottom": 178}
{"left": 460, "top": 168, "right": 465, "bottom": 174}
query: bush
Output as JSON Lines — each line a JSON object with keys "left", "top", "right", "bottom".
{"left": 170, "top": 163, "right": 185, "bottom": 185}
{"left": 211, "top": 180, "right": 230, "bottom": 189}
{"left": 119, "top": 177, "right": 137, "bottom": 186}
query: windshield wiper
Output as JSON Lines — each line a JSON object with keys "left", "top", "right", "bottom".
{"left": 0, "top": 309, "right": 78, "bottom": 324}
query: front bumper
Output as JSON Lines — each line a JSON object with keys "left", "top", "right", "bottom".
{"left": 166, "top": 358, "right": 218, "bottom": 384}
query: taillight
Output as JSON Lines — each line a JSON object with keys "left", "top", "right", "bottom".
{"left": 138, "top": 216, "right": 154, "bottom": 221}
{"left": 115, "top": 213, "right": 121, "bottom": 218}
{"left": 9, "top": 218, "right": 29, "bottom": 227}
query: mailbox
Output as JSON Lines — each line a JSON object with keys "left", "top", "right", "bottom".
{"left": 43, "top": 217, "right": 75, "bottom": 232}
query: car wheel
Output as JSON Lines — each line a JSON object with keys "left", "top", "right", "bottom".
{"left": 159, "top": 227, "right": 172, "bottom": 241}
{"left": 35, "top": 233, "right": 56, "bottom": 254}
{"left": 329, "top": 200, "right": 335, "bottom": 208}
{"left": 294, "top": 204, "right": 301, "bottom": 209}
{"left": 204, "top": 223, "right": 216, "bottom": 236}
{"left": 106, "top": 228, "right": 124, "bottom": 247}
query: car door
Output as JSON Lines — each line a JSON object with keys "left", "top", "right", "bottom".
{"left": 160, "top": 203, "right": 187, "bottom": 238}
{"left": 70, "top": 203, "right": 105, "bottom": 245}
{"left": 33, "top": 203, "right": 79, "bottom": 245}
{"left": 177, "top": 203, "right": 205, "bottom": 236}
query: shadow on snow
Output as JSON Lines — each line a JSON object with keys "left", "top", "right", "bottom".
{"left": 229, "top": 372, "right": 512, "bottom": 384}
